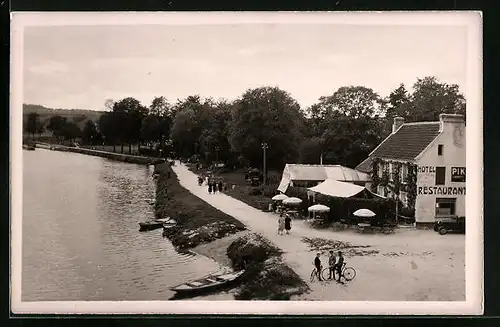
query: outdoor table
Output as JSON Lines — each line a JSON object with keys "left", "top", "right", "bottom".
{"left": 356, "top": 223, "right": 374, "bottom": 233}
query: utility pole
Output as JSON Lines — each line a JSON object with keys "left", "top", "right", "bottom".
{"left": 160, "top": 134, "right": 164, "bottom": 157}
{"left": 215, "top": 145, "right": 220, "bottom": 163}
{"left": 395, "top": 195, "right": 399, "bottom": 226}
{"left": 261, "top": 142, "right": 268, "bottom": 186}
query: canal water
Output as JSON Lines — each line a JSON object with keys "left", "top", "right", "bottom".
{"left": 22, "top": 149, "right": 225, "bottom": 301}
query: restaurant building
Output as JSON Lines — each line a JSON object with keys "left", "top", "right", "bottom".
{"left": 356, "top": 114, "right": 466, "bottom": 226}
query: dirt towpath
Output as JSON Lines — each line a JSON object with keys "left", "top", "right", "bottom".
{"left": 172, "top": 162, "right": 465, "bottom": 301}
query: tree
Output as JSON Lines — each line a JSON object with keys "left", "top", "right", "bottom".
{"left": 60, "top": 121, "right": 81, "bottom": 143}
{"left": 298, "top": 136, "right": 323, "bottom": 164}
{"left": 407, "top": 76, "right": 466, "bottom": 122}
{"left": 386, "top": 83, "right": 411, "bottom": 120}
{"left": 149, "top": 96, "right": 171, "bottom": 117}
{"left": 198, "top": 100, "right": 233, "bottom": 163}
{"left": 229, "top": 86, "right": 305, "bottom": 169}
{"left": 98, "top": 112, "right": 118, "bottom": 151}
{"left": 26, "top": 113, "right": 39, "bottom": 140}
{"left": 112, "top": 97, "right": 148, "bottom": 154}
{"left": 104, "top": 99, "right": 115, "bottom": 111}
{"left": 320, "top": 113, "right": 385, "bottom": 168}
{"left": 36, "top": 120, "right": 45, "bottom": 138}
{"left": 82, "top": 120, "right": 99, "bottom": 145}
{"left": 170, "top": 95, "right": 213, "bottom": 157}
{"left": 170, "top": 107, "right": 198, "bottom": 157}
{"left": 140, "top": 115, "right": 161, "bottom": 146}
{"left": 46, "top": 115, "right": 68, "bottom": 142}
{"left": 146, "top": 96, "right": 174, "bottom": 151}
{"left": 316, "top": 86, "right": 384, "bottom": 119}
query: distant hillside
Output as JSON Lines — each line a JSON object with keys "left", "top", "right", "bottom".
{"left": 23, "top": 104, "right": 105, "bottom": 122}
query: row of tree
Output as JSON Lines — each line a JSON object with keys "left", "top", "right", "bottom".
{"left": 30, "top": 76, "right": 466, "bottom": 170}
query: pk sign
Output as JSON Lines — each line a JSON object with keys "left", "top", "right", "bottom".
{"left": 451, "top": 167, "right": 466, "bottom": 182}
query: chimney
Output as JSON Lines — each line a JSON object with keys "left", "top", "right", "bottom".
{"left": 439, "top": 113, "right": 465, "bottom": 132}
{"left": 392, "top": 117, "right": 404, "bottom": 134}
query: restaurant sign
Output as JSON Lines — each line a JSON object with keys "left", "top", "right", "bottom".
{"left": 451, "top": 167, "right": 466, "bottom": 182}
{"left": 418, "top": 186, "right": 466, "bottom": 196}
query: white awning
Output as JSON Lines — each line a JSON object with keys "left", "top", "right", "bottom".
{"left": 308, "top": 179, "right": 369, "bottom": 198}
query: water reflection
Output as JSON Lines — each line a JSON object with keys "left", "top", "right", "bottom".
{"left": 22, "top": 149, "right": 223, "bottom": 301}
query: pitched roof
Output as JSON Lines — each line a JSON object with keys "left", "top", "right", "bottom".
{"left": 285, "top": 164, "right": 370, "bottom": 182}
{"left": 277, "top": 164, "right": 370, "bottom": 193}
{"left": 356, "top": 122, "right": 441, "bottom": 173}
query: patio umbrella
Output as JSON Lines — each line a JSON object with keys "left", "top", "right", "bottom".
{"left": 272, "top": 194, "right": 289, "bottom": 201}
{"left": 353, "top": 208, "right": 376, "bottom": 217}
{"left": 283, "top": 197, "right": 303, "bottom": 205}
{"left": 308, "top": 204, "right": 330, "bottom": 213}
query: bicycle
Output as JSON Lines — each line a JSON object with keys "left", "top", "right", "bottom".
{"left": 321, "top": 262, "right": 356, "bottom": 282}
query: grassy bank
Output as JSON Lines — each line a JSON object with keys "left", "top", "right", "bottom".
{"left": 226, "top": 233, "right": 310, "bottom": 300}
{"left": 154, "top": 162, "right": 246, "bottom": 250}
{"left": 188, "top": 164, "right": 280, "bottom": 211}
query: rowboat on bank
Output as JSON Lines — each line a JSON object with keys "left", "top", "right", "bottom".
{"left": 139, "top": 221, "right": 163, "bottom": 231}
{"left": 170, "top": 270, "right": 245, "bottom": 295}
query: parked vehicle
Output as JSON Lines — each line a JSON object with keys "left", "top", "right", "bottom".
{"left": 434, "top": 216, "right": 465, "bottom": 235}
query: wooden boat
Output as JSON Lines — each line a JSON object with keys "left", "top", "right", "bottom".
{"left": 170, "top": 270, "right": 245, "bottom": 295}
{"left": 139, "top": 221, "right": 164, "bottom": 231}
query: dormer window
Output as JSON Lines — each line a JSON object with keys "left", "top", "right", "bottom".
{"left": 438, "top": 144, "right": 444, "bottom": 156}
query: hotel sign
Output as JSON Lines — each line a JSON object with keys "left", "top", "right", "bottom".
{"left": 451, "top": 167, "right": 466, "bottom": 182}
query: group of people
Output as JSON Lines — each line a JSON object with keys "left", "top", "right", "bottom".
{"left": 314, "top": 250, "right": 345, "bottom": 282}
{"left": 277, "top": 212, "right": 293, "bottom": 235}
{"left": 198, "top": 175, "right": 227, "bottom": 194}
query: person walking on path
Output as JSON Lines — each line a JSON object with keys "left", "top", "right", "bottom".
{"left": 284, "top": 213, "right": 292, "bottom": 235}
{"left": 335, "top": 251, "right": 344, "bottom": 283}
{"left": 212, "top": 181, "right": 218, "bottom": 194}
{"left": 278, "top": 214, "right": 285, "bottom": 235}
{"left": 208, "top": 180, "right": 212, "bottom": 194}
{"left": 328, "top": 250, "right": 337, "bottom": 280}
{"left": 313, "top": 253, "right": 323, "bottom": 281}
{"left": 218, "top": 181, "right": 223, "bottom": 193}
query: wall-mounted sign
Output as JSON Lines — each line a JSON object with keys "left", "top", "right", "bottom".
{"left": 451, "top": 167, "right": 466, "bottom": 182}
{"left": 417, "top": 186, "right": 466, "bottom": 196}
{"left": 417, "top": 166, "right": 436, "bottom": 174}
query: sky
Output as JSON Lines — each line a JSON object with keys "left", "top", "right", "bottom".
{"left": 22, "top": 23, "right": 467, "bottom": 110}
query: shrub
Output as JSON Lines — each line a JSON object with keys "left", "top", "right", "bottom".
{"left": 248, "top": 187, "right": 262, "bottom": 196}
{"left": 227, "top": 233, "right": 282, "bottom": 269}
{"left": 227, "top": 233, "right": 309, "bottom": 300}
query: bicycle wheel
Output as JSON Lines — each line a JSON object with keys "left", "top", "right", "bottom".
{"left": 321, "top": 267, "right": 334, "bottom": 281}
{"left": 310, "top": 269, "right": 317, "bottom": 282}
{"left": 343, "top": 267, "right": 356, "bottom": 281}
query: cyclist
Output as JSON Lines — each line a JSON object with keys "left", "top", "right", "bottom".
{"left": 335, "top": 251, "right": 344, "bottom": 282}
{"left": 328, "top": 250, "right": 336, "bottom": 279}
{"left": 313, "top": 253, "right": 323, "bottom": 281}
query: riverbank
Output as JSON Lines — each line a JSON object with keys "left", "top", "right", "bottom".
{"left": 155, "top": 162, "right": 310, "bottom": 300}
{"left": 154, "top": 162, "right": 246, "bottom": 250}
{"left": 36, "top": 143, "right": 164, "bottom": 165}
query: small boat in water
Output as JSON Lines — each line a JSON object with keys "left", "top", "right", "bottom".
{"left": 170, "top": 270, "right": 245, "bottom": 295}
{"left": 139, "top": 221, "right": 163, "bottom": 231}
